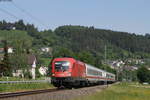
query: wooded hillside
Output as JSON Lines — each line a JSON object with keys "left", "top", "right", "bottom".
{"left": 0, "top": 20, "right": 150, "bottom": 71}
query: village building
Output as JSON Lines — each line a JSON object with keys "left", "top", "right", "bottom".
{"left": 38, "top": 66, "right": 48, "bottom": 76}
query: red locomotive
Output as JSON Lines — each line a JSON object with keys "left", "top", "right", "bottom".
{"left": 51, "top": 57, "right": 115, "bottom": 88}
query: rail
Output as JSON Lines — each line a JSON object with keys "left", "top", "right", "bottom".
{"left": 0, "top": 88, "right": 57, "bottom": 98}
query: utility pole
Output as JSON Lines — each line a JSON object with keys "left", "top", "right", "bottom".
{"left": 116, "top": 67, "right": 119, "bottom": 81}
{"left": 104, "top": 45, "right": 107, "bottom": 64}
{"left": 104, "top": 45, "right": 108, "bottom": 86}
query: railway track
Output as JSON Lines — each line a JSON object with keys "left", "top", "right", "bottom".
{"left": 0, "top": 84, "right": 116, "bottom": 99}
{"left": 0, "top": 88, "right": 58, "bottom": 98}
{"left": 0, "top": 84, "right": 115, "bottom": 100}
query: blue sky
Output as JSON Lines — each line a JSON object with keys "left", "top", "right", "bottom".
{"left": 0, "top": 0, "right": 149, "bottom": 34}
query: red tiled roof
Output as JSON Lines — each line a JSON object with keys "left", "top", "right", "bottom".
{"left": 0, "top": 48, "right": 4, "bottom": 50}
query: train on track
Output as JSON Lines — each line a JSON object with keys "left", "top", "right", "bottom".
{"left": 51, "top": 57, "right": 115, "bottom": 88}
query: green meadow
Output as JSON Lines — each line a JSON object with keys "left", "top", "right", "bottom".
{"left": 75, "top": 83, "right": 150, "bottom": 100}
{"left": 0, "top": 83, "right": 53, "bottom": 93}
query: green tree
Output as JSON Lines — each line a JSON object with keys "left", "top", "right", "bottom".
{"left": 14, "top": 20, "right": 26, "bottom": 30}
{"left": 77, "top": 51, "right": 95, "bottom": 66}
{"left": 53, "top": 47, "right": 75, "bottom": 58}
{"left": 0, "top": 30, "right": 33, "bottom": 77}
{"left": 137, "top": 66, "right": 150, "bottom": 83}
{"left": 1, "top": 40, "right": 11, "bottom": 76}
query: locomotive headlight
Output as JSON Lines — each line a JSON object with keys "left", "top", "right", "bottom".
{"left": 52, "top": 74, "right": 55, "bottom": 76}
{"left": 67, "top": 72, "right": 71, "bottom": 76}
{"left": 62, "top": 62, "right": 70, "bottom": 66}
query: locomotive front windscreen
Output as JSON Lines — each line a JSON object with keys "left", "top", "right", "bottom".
{"left": 55, "top": 61, "right": 70, "bottom": 71}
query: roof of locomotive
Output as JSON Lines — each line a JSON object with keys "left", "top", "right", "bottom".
{"left": 53, "top": 57, "right": 76, "bottom": 62}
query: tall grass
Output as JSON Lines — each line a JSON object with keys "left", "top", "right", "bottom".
{"left": 74, "top": 83, "right": 150, "bottom": 100}
{"left": 0, "top": 77, "right": 47, "bottom": 81}
{"left": 0, "top": 83, "right": 53, "bottom": 93}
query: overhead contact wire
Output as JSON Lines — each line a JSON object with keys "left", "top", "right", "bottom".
{"left": 0, "top": 7, "right": 19, "bottom": 20}
{"left": 11, "top": 1, "right": 49, "bottom": 28}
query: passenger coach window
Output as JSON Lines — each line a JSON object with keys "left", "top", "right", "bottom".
{"left": 87, "top": 69, "right": 102, "bottom": 76}
{"left": 55, "top": 61, "right": 70, "bottom": 71}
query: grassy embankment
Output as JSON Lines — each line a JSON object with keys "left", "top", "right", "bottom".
{"left": 75, "top": 83, "right": 150, "bottom": 100}
{"left": 0, "top": 83, "right": 54, "bottom": 93}
{"left": 0, "top": 77, "right": 47, "bottom": 81}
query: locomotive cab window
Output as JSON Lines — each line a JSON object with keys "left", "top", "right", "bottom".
{"left": 55, "top": 61, "right": 70, "bottom": 71}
